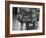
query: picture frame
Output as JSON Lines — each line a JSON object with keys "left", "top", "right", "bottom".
{"left": 5, "top": 1, "right": 45, "bottom": 37}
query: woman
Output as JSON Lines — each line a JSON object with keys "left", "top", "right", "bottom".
{"left": 13, "top": 15, "right": 21, "bottom": 31}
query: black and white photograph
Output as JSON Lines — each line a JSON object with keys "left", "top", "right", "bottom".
{"left": 5, "top": 1, "right": 45, "bottom": 37}
{"left": 12, "top": 7, "right": 40, "bottom": 31}
{"left": 10, "top": 4, "right": 43, "bottom": 34}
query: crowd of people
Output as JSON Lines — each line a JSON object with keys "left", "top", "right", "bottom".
{"left": 13, "top": 7, "right": 40, "bottom": 31}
